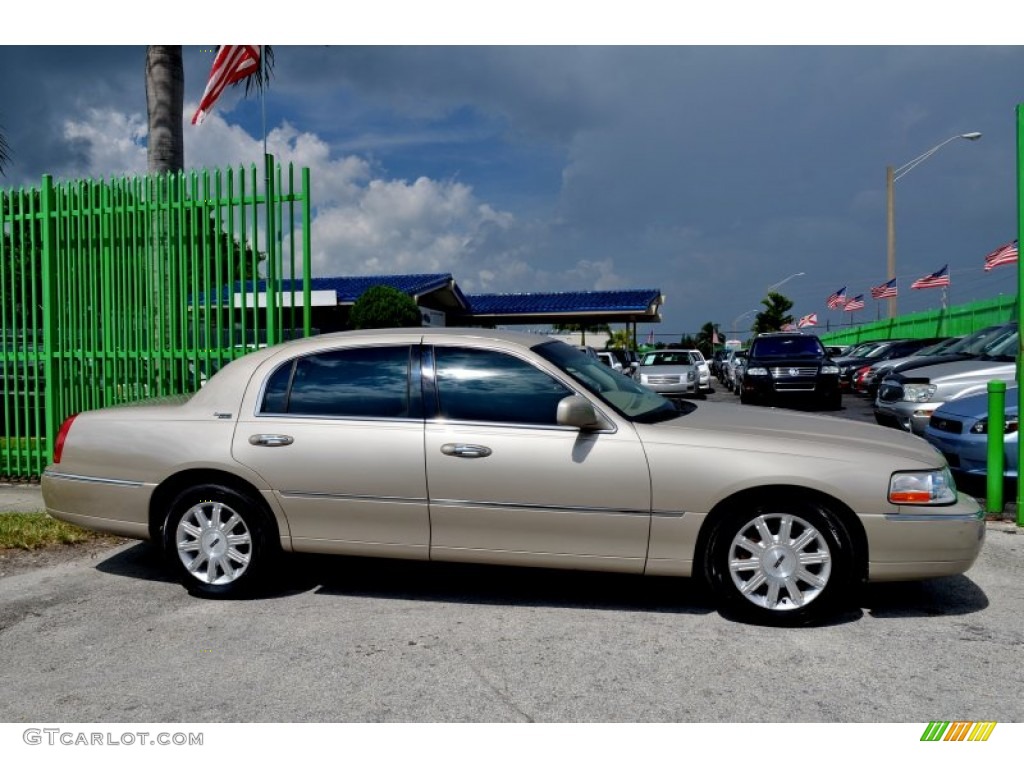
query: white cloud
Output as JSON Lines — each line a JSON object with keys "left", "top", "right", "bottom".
{"left": 60, "top": 109, "right": 147, "bottom": 179}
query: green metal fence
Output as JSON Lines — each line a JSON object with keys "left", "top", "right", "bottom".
{"left": 819, "top": 294, "right": 1017, "bottom": 347}
{"left": 1, "top": 155, "right": 312, "bottom": 479}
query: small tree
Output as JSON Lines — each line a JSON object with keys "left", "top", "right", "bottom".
{"left": 349, "top": 285, "right": 422, "bottom": 329}
{"left": 753, "top": 291, "right": 794, "bottom": 334}
{"left": 696, "top": 321, "right": 721, "bottom": 357}
{"left": 606, "top": 329, "right": 633, "bottom": 350}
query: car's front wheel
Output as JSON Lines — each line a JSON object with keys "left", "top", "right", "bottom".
{"left": 162, "top": 484, "right": 277, "bottom": 598}
{"left": 704, "top": 498, "right": 854, "bottom": 626}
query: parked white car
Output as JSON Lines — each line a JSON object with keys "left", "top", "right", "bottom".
{"left": 596, "top": 351, "right": 623, "bottom": 371}
{"left": 676, "top": 349, "right": 712, "bottom": 392}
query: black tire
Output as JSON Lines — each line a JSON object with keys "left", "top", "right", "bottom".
{"left": 704, "top": 497, "right": 854, "bottom": 626}
{"left": 162, "top": 483, "right": 277, "bottom": 599}
{"left": 824, "top": 391, "right": 842, "bottom": 410}
{"left": 739, "top": 389, "right": 752, "bottom": 405}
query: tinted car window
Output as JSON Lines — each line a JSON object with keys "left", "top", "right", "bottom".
{"left": 261, "top": 345, "right": 416, "bottom": 418}
{"left": 750, "top": 335, "right": 824, "bottom": 357}
{"left": 434, "top": 347, "right": 573, "bottom": 425}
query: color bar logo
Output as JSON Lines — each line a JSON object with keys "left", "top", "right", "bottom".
{"left": 921, "top": 721, "right": 997, "bottom": 741}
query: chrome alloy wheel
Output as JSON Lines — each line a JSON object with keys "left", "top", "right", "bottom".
{"left": 175, "top": 501, "right": 253, "bottom": 585}
{"left": 727, "top": 512, "right": 832, "bottom": 612}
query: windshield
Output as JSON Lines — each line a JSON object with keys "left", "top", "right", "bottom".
{"left": 919, "top": 337, "right": 961, "bottom": 355}
{"left": 640, "top": 351, "right": 693, "bottom": 366}
{"left": 534, "top": 341, "right": 685, "bottom": 423}
{"left": 980, "top": 330, "right": 1019, "bottom": 361}
{"left": 750, "top": 336, "right": 824, "bottom": 358}
{"left": 944, "top": 324, "right": 1016, "bottom": 355}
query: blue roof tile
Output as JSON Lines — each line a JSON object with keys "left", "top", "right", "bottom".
{"left": 465, "top": 289, "right": 661, "bottom": 315}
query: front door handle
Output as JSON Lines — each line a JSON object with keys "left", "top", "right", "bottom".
{"left": 440, "top": 443, "right": 492, "bottom": 458}
{"left": 249, "top": 434, "right": 294, "bottom": 447}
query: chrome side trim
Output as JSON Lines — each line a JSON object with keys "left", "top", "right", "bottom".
{"left": 42, "top": 471, "right": 145, "bottom": 488}
{"left": 430, "top": 498, "right": 651, "bottom": 516}
{"left": 280, "top": 490, "right": 428, "bottom": 504}
{"left": 652, "top": 509, "right": 686, "bottom": 518}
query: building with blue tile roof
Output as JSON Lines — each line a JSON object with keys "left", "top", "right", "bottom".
{"left": 219, "top": 273, "right": 664, "bottom": 334}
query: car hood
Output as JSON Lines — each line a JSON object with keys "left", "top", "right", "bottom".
{"left": 900, "top": 359, "right": 1016, "bottom": 385}
{"left": 933, "top": 387, "right": 1020, "bottom": 419}
{"left": 887, "top": 353, "right": 972, "bottom": 375}
{"left": 637, "top": 401, "right": 942, "bottom": 466}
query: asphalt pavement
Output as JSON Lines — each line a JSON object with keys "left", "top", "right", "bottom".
{"left": 0, "top": 483, "right": 44, "bottom": 513}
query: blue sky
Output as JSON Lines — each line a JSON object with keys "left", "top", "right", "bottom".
{"left": 3, "top": 6, "right": 1023, "bottom": 340}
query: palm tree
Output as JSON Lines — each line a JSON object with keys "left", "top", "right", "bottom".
{"left": 753, "top": 291, "right": 794, "bottom": 334}
{"left": 0, "top": 120, "right": 11, "bottom": 176}
{"left": 145, "top": 46, "right": 185, "bottom": 173}
{"left": 606, "top": 329, "right": 633, "bottom": 350}
{"left": 696, "top": 321, "right": 721, "bottom": 357}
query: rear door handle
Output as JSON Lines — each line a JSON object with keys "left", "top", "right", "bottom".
{"left": 440, "top": 443, "right": 492, "bottom": 458}
{"left": 249, "top": 434, "right": 294, "bottom": 447}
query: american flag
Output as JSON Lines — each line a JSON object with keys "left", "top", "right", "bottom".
{"left": 844, "top": 294, "right": 865, "bottom": 312}
{"left": 911, "top": 265, "right": 951, "bottom": 290}
{"left": 826, "top": 287, "right": 847, "bottom": 308}
{"left": 983, "top": 240, "right": 1019, "bottom": 271}
{"left": 797, "top": 313, "right": 817, "bottom": 328}
{"left": 870, "top": 278, "right": 898, "bottom": 299}
{"left": 192, "top": 46, "right": 261, "bottom": 125}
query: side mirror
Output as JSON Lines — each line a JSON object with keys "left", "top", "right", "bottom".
{"left": 556, "top": 395, "right": 606, "bottom": 430}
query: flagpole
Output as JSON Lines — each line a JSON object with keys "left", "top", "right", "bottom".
{"left": 261, "top": 44, "right": 268, "bottom": 159}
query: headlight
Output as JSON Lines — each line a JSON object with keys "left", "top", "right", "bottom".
{"left": 820, "top": 364, "right": 840, "bottom": 375}
{"left": 888, "top": 468, "right": 957, "bottom": 505}
{"left": 746, "top": 366, "right": 768, "bottom": 376}
{"left": 902, "top": 383, "right": 937, "bottom": 403}
{"left": 970, "top": 417, "right": 1019, "bottom": 435}
{"left": 687, "top": 371, "right": 695, "bottom": 381}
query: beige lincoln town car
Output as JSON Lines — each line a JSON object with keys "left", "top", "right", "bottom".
{"left": 42, "top": 328, "right": 985, "bottom": 625}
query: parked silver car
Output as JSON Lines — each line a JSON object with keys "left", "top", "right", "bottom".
{"left": 633, "top": 349, "right": 699, "bottom": 397}
{"left": 43, "top": 328, "right": 984, "bottom": 626}
{"left": 874, "top": 329, "right": 1018, "bottom": 435}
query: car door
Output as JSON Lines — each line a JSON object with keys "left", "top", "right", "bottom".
{"left": 423, "top": 343, "right": 652, "bottom": 573}
{"left": 232, "top": 342, "right": 429, "bottom": 559}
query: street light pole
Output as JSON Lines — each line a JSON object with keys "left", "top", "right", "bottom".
{"left": 885, "top": 132, "right": 982, "bottom": 318}
{"left": 731, "top": 309, "right": 759, "bottom": 338}
{"left": 767, "top": 271, "right": 805, "bottom": 293}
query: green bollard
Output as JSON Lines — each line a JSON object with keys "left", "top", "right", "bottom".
{"left": 986, "top": 380, "right": 1006, "bottom": 515}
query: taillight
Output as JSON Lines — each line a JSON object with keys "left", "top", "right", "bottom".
{"left": 53, "top": 414, "right": 79, "bottom": 464}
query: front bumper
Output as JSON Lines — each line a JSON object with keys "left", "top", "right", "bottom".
{"left": 923, "top": 429, "right": 1019, "bottom": 478}
{"left": 863, "top": 493, "right": 986, "bottom": 581}
{"left": 742, "top": 373, "right": 839, "bottom": 400}
{"left": 873, "top": 398, "right": 939, "bottom": 435}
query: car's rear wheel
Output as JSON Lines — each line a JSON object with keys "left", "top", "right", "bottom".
{"left": 705, "top": 498, "right": 854, "bottom": 626}
{"left": 162, "top": 484, "right": 276, "bottom": 598}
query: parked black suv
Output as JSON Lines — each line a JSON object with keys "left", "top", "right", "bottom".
{"left": 739, "top": 331, "right": 841, "bottom": 409}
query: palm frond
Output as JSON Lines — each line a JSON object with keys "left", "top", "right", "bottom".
{"left": 237, "top": 45, "right": 274, "bottom": 98}
{"left": 0, "top": 123, "right": 12, "bottom": 176}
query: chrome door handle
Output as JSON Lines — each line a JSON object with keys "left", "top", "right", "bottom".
{"left": 249, "top": 434, "right": 294, "bottom": 447}
{"left": 440, "top": 443, "right": 492, "bottom": 458}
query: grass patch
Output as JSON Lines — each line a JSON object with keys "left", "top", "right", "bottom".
{"left": 0, "top": 512, "right": 116, "bottom": 551}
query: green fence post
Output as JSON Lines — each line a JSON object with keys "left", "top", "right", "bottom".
{"left": 1017, "top": 103, "right": 1024, "bottom": 528}
{"left": 40, "top": 175, "right": 57, "bottom": 476}
{"left": 302, "top": 166, "right": 312, "bottom": 338}
{"left": 986, "top": 380, "right": 1006, "bottom": 515}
